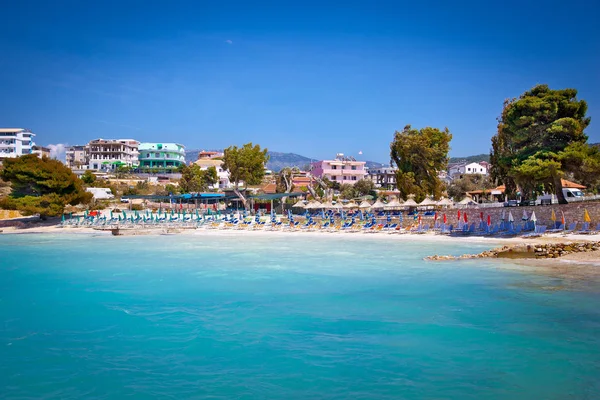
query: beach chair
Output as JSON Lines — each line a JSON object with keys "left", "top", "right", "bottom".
{"left": 523, "top": 225, "right": 547, "bottom": 238}
{"left": 575, "top": 222, "right": 591, "bottom": 234}
{"left": 564, "top": 222, "right": 577, "bottom": 233}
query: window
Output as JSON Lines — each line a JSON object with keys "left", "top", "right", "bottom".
{"left": 155, "top": 153, "right": 160, "bottom": 158}
{"left": 352, "top": 176, "right": 357, "bottom": 180}
{"left": 467, "top": 168, "right": 471, "bottom": 171}
{"left": 341, "top": 165, "right": 345, "bottom": 170}
{"left": 351, "top": 166, "right": 356, "bottom": 170}
{"left": 332, "top": 176, "right": 336, "bottom": 180}
{"left": 332, "top": 165, "right": 337, "bottom": 170}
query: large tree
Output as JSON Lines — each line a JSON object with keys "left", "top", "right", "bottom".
{"left": 222, "top": 143, "right": 269, "bottom": 208}
{"left": 0, "top": 155, "right": 92, "bottom": 218}
{"left": 490, "top": 84, "right": 591, "bottom": 204}
{"left": 179, "top": 165, "right": 218, "bottom": 193}
{"left": 390, "top": 125, "right": 452, "bottom": 202}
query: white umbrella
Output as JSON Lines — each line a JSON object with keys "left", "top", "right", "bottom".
{"left": 402, "top": 198, "right": 418, "bottom": 207}
{"left": 384, "top": 198, "right": 403, "bottom": 210}
{"left": 322, "top": 200, "right": 342, "bottom": 210}
{"left": 343, "top": 201, "right": 358, "bottom": 209}
{"left": 306, "top": 200, "right": 323, "bottom": 210}
{"left": 418, "top": 197, "right": 436, "bottom": 208}
{"left": 530, "top": 211, "right": 537, "bottom": 229}
{"left": 501, "top": 210, "right": 506, "bottom": 221}
{"left": 370, "top": 199, "right": 386, "bottom": 210}
{"left": 522, "top": 210, "right": 528, "bottom": 221}
{"left": 358, "top": 200, "right": 372, "bottom": 209}
{"left": 437, "top": 198, "right": 454, "bottom": 207}
{"left": 292, "top": 199, "right": 306, "bottom": 208}
{"left": 508, "top": 211, "right": 514, "bottom": 222}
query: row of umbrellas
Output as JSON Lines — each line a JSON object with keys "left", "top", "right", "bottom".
{"left": 293, "top": 197, "right": 454, "bottom": 210}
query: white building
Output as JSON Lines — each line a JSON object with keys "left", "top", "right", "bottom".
{"left": 87, "top": 139, "right": 140, "bottom": 171}
{"left": 66, "top": 145, "right": 89, "bottom": 169}
{"left": 0, "top": 128, "right": 36, "bottom": 159}
{"left": 192, "top": 151, "right": 233, "bottom": 189}
{"left": 448, "top": 162, "right": 488, "bottom": 179}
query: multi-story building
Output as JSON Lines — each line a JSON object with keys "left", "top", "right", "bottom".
{"left": 66, "top": 145, "right": 89, "bottom": 169}
{"left": 32, "top": 145, "right": 51, "bottom": 158}
{"left": 310, "top": 153, "right": 367, "bottom": 185}
{"left": 368, "top": 166, "right": 397, "bottom": 190}
{"left": 138, "top": 143, "right": 186, "bottom": 169}
{"left": 0, "top": 128, "right": 36, "bottom": 160}
{"left": 87, "top": 138, "right": 139, "bottom": 171}
{"left": 192, "top": 151, "right": 232, "bottom": 189}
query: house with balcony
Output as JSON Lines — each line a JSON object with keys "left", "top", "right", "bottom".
{"left": 310, "top": 153, "right": 367, "bottom": 185}
{"left": 0, "top": 128, "right": 36, "bottom": 160}
{"left": 87, "top": 138, "right": 139, "bottom": 171}
{"left": 32, "top": 145, "right": 51, "bottom": 158}
{"left": 66, "top": 145, "right": 89, "bottom": 169}
{"left": 138, "top": 143, "right": 186, "bottom": 169}
{"left": 192, "top": 150, "right": 233, "bottom": 189}
{"left": 368, "top": 166, "right": 397, "bottom": 190}
{"left": 448, "top": 162, "right": 489, "bottom": 180}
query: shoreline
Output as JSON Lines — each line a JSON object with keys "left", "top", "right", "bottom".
{"left": 2, "top": 224, "right": 599, "bottom": 281}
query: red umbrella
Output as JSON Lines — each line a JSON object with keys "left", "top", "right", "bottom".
{"left": 480, "top": 211, "right": 484, "bottom": 222}
{"left": 487, "top": 215, "right": 491, "bottom": 226}
{"left": 443, "top": 213, "right": 447, "bottom": 224}
{"left": 418, "top": 214, "right": 422, "bottom": 224}
{"left": 434, "top": 212, "right": 438, "bottom": 221}
{"left": 464, "top": 212, "right": 468, "bottom": 223}
{"left": 457, "top": 210, "right": 461, "bottom": 221}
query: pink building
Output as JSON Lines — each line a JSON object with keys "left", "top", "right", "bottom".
{"left": 311, "top": 153, "right": 367, "bottom": 185}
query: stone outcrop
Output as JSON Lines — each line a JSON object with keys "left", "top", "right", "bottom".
{"left": 425, "top": 241, "right": 600, "bottom": 261}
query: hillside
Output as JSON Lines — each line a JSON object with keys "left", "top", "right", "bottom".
{"left": 448, "top": 153, "right": 490, "bottom": 164}
{"left": 185, "top": 149, "right": 385, "bottom": 172}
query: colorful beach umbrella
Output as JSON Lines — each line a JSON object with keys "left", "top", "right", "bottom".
{"left": 551, "top": 209, "right": 557, "bottom": 222}
{"left": 487, "top": 215, "right": 491, "bottom": 227}
{"left": 561, "top": 211, "right": 566, "bottom": 227}
{"left": 480, "top": 211, "right": 484, "bottom": 222}
{"left": 584, "top": 209, "right": 591, "bottom": 223}
{"left": 457, "top": 210, "right": 461, "bottom": 222}
{"left": 443, "top": 213, "right": 447, "bottom": 224}
{"left": 463, "top": 212, "right": 468, "bottom": 223}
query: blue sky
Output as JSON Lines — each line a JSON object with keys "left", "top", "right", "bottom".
{"left": 1, "top": 0, "right": 599, "bottom": 162}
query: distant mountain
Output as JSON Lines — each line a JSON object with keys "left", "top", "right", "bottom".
{"left": 591, "top": 143, "right": 600, "bottom": 149}
{"left": 185, "top": 149, "right": 386, "bottom": 172}
{"left": 448, "top": 153, "right": 490, "bottom": 164}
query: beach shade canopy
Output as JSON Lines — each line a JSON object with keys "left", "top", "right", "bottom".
{"left": 508, "top": 211, "right": 514, "bottom": 222}
{"left": 322, "top": 200, "right": 342, "bottom": 210}
{"left": 550, "top": 209, "right": 557, "bottom": 222}
{"left": 458, "top": 197, "right": 477, "bottom": 205}
{"left": 402, "top": 197, "right": 418, "bottom": 207}
{"left": 343, "top": 201, "right": 358, "bottom": 209}
{"left": 358, "top": 200, "right": 372, "bottom": 209}
{"left": 417, "top": 197, "right": 437, "bottom": 208}
{"left": 292, "top": 199, "right": 307, "bottom": 208}
{"left": 522, "top": 210, "right": 529, "bottom": 221}
{"left": 370, "top": 199, "right": 387, "bottom": 210}
{"left": 384, "top": 198, "right": 403, "bottom": 210}
{"left": 437, "top": 197, "right": 454, "bottom": 207}
{"left": 306, "top": 200, "right": 323, "bottom": 210}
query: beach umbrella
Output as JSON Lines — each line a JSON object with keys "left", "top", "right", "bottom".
{"left": 61, "top": 214, "right": 65, "bottom": 223}
{"left": 402, "top": 198, "right": 418, "bottom": 207}
{"left": 501, "top": 210, "right": 506, "bottom": 221}
{"left": 292, "top": 199, "right": 306, "bottom": 208}
{"left": 443, "top": 213, "right": 447, "bottom": 224}
{"left": 487, "top": 215, "right": 491, "bottom": 227}
{"left": 400, "top": 212, "right": 403, "bottom": 226}
{"left": 551, "top": 209, "right": 556, "bottom": 223}
{"left": 508, "top": 211, "right": 514, "bottom": 222}
{"left": 358, "top": 200, "right": 372, "bottom": 209}
{"left": 480, "top": 211, "right": 484, "bottom": 223}
{"left": 437, "top": 198, "right": 454, "bottom": 207}
{"left": 584, "top": 209, "right": 591, "bottom": 223}
{"left": 418, "top": 213, "right": 422, "bottom": 225}
{"left": 457, "top": 210, "right": 461, "bottom": 222}
{"left": 463, "top": 212, "right": 468, "bottom": 223}
{"left": 434, "top": 212, "right": 438, "bottom": 222}
{"left": 387, "top": 213, "right": 391, "bottom": 223}
{"left": 384, "top": 198, "right": 403, "bottom": 211}
{"left": 122, "top": 210, "right": 127, "bottom": 219}
{"left": 370, "top": 199, "right": 386, "bottom": 210}
{"left": 530, "top": 211, "right": 537, "bottom": 229}
{"left": 522, "top": 210, "right": 528, "bottom": 221}
{"left": 561, "top": 211, "right": 566, "bottom": 227}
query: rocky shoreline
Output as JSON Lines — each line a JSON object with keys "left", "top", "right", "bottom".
{"left": 425, "top": 241, "right": 600, "bottom": 261}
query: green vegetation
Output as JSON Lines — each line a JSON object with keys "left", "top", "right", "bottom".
{"left": 81, "top": 170, "right": 97, "bottom": 185}
{"left": 490, "top": 84, "right": 597, "bottom": 203}
{"left": 222, "top": 143, "right": 269, "bottom": 208}
{"left": 337, "top": 179, "right": 376, "bottom": 200}
{"left": 0, "top": 155, "right": 92, "bottom": 218}
{"left": 390, "top": 125, "right": 452, "bottom": 202}
{"left": 448, "top": 154, "right": 490, "bottom": 164}
{"left": 179, "top": 165, "right": 218, "bottom": 193}
{"left": 447, "top": 174, "right": 494, "bottom": 201}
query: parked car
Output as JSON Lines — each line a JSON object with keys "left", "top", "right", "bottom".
{"left": 120, "top": 198, "right": 130, "bottom": 203}
{"left": 504, "top": 200, "right": 518, "bottom": 207}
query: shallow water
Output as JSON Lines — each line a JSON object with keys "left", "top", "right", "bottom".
{"left": 1, "top": 233, "right": 599, "bottom": 399}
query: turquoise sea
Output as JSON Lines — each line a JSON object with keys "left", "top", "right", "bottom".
{"left": 1, "top": 232, "right": 599, "bottom": 399}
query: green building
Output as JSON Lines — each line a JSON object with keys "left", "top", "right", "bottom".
{"left": 138, "top": 143, "right": 186, "bottom": 169}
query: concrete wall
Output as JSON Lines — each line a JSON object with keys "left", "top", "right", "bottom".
{"left": 412, "top": 200, "right": 600, "bottom": 229}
